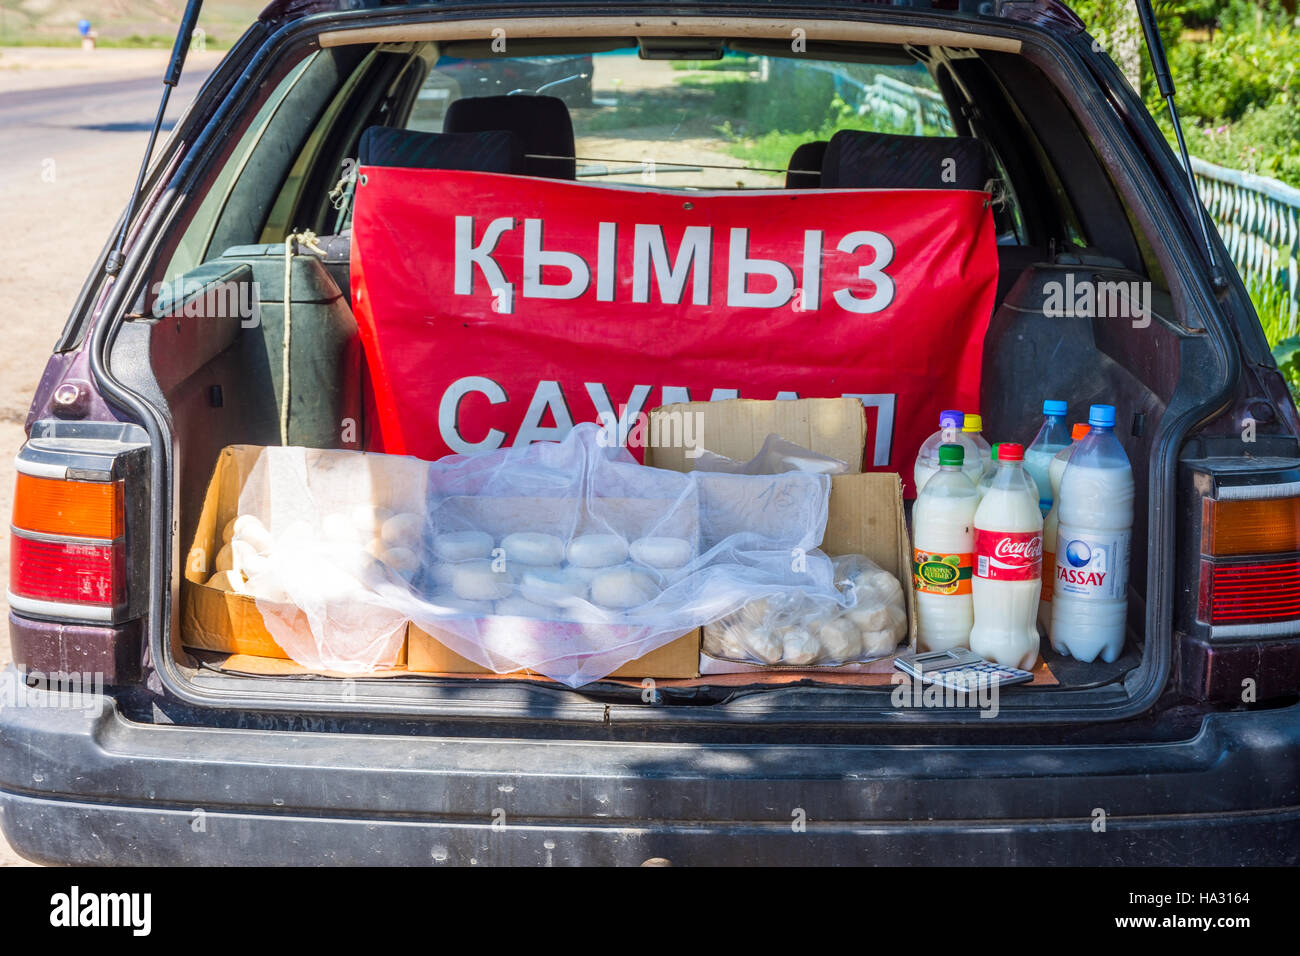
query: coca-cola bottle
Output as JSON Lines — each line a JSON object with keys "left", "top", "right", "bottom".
{"left": 970, "top": 442, "right": 1043, "bottom": 670}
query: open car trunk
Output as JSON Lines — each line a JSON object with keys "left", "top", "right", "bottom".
{"left": 110, "top": 7, "right": 1233, "bottom": 725}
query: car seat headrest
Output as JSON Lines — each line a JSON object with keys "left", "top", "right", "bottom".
{"left": 443, "top": 94, "right": 576, "bottom": 180}
{"left": 357, "top": 127, "right": 525, "bottom": 174}
{"left": 785, "top": 141, "right": 828, "bottom": 189}
{"left": 821, "top": 130, "right": 991, "bottom": 190}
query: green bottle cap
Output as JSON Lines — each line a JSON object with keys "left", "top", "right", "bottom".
{"left": 937, "top": 443, "right": 964, "bottom": 467}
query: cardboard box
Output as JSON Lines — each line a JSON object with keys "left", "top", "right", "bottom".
{"left": 647, "top": 398, "right": 916, "bottom": 675}
{"left": 646, "top": 397, "right": 866, "bottom": 473}
{"left": 183, "top": 444, "right": 694, "bottom": 678}
{"left": 181, "top": 445, "right": 408, "bottom": 667}
{"left": 407, "top": 625, "right": 700, "bottom": 679}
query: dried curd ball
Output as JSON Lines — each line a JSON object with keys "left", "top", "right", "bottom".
{"left": 739, "top": 626, "right": 784, "bottom": 665}
{"left": 451, "top": 559, "right": 515, "bottom": 601}
{"left": 351, "top": 504, "right": 394, "bottom": 534}
{"left": 779, "top": 627, "right": 821, "bottom": 666}
{"left": 629, "top": 536, "right": 693, "bottom": 570}
{"left": 381, "top": 547, "right": 421, "bottom": 578}
{"left": 207, "top": 569, "right": 246, "bottom": 593}
{"left": 500, "top": 532, "right": 565, "bottom": 567}
{"left": 381, "top": 512, "right": 424, "bottom": 549}
{"left": 566, "top": 534, "right": 629, "bottom": 568}
{"left": 816, "top": 617, "right": 862, "bottom": 662}
{"left": 231, "top": 514, "right": 274, "bottom": 554}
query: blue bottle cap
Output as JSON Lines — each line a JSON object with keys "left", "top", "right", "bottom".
{"left": 1043, "top": 399, "right": 1067, "bottom": 417}
{"left": 940, "top": 409, "right": 964, "bottom": 429}
{"left": 1088, "top": 403, "right": 1116, "bottom": 427}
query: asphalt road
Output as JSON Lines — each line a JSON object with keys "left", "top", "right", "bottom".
{"left": 0, "top": 47, "right": 219, "bottom": 866}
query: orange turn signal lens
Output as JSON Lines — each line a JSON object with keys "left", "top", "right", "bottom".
{"left": 12, "top": 473, "right": 123, "bottom": 540}
{"left": 1202, "top": 496, "right": 1300, "bottom": 557}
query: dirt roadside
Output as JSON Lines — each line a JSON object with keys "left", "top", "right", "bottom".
{"left": 0, "top": 46, "right": 219, "bottom": 866}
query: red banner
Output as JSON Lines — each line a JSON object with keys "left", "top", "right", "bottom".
{"left": 350, "top": 168, "right": 998, "bottom": 494}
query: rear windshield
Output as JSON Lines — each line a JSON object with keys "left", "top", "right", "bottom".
{"left": 407, "top": 46, "right": 956, "bottom": 190}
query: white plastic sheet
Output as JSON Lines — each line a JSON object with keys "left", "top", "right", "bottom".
{"left": 232, "top": 424, "right": 846, "bottom": 685}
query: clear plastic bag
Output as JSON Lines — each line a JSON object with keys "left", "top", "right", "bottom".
{"left": 228, "top": 423, "right": 849, "bottom": 685}
{"left": 702, "top": 554, "right": 907, "bottom": 667}
{"left": 691, "top": 434, "right": 850, "bottom": 476}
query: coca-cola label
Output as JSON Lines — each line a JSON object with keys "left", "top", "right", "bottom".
{"left": 975, "top": 529, "right": 1042, "bottom": 582}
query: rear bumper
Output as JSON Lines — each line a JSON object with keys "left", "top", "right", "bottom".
{"left": 2, "top": 675, "right": 1298, "bottom": 865}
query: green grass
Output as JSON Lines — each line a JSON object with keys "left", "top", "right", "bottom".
{"left": 1249, "top": 276, "right": 1300, "bottom": 402}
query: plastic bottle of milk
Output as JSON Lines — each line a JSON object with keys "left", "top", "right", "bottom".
{"left": 1025, "top": 399, "right": 1070, "bottom": 516}
{"left": 913, "top": 443, "right": 978, "bottom": 652}
{"left": 978, "top": 444, "right": 1039, "bottom": 501}
{"left": 914, "top": 410, "right": 981, "bottom": 494}
{"left": 1050, "top": 404, "right": 1133, "bottom": 663}
{"left": 1038, "top": 422, "right": 1090, "bottom": 636}
{"left": 962, "top": 413, "right": 994, "bottom": 479}
{"left": 971, "top": 442, "right": 1043, "bottom": 670}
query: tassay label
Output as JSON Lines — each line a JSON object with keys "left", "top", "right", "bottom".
{"left": 974, "top": 529, "right": 1042, "bottom": 581}
{"left": 1054, "top": 526, "right": 1131, "bottom": 600}
{"left": 913, "top": 549, "right": 973, "bottom": 595}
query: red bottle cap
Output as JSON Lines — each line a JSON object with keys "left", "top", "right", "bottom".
{"left": 1071, "top": 423, "right": 1090, "bottom": 441}
{"left": 999, "top": 442, "right": 1025, "bottom": 461}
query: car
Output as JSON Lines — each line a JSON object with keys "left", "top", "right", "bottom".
{"left": 2, "top": 0, "right": 1299, "bottom": 866}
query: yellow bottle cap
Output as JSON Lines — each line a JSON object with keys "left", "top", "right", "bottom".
{"left": 962, "top": 413, "right": 983, "bottom": 433}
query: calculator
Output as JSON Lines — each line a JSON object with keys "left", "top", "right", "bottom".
{"left": 893, "top": 647, "right": 1035, "bottom": 690}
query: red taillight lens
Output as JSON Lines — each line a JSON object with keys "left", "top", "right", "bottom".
{"left": 1199, "top": 556, "right": 1300, "bottom": 625}
{"left": 1198, "top": 493, "right": 1300, "bottom": 629}
{"left": 9, "top": 534, "right": 125, "bottom": 606}
{"left": 10, "top": 470, "right": 126, "bottom": 616}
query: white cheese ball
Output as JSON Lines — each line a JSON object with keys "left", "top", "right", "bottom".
{"left": 740, "top": 626, "right": 785, "bottom": 664}
{"left": 817, "top": 617, "right": 862, "bottom": 663}
{"left": 381, "top": 512, "right": 423, "bottom": 549}
{"left": 861, "top": 627, "right": 903, "bottom": 658}
{"left": 381, "top": 547, "right": 421, "bottom": 578}
{"left": 351, "top": 504, "right": 393, "bottom": 533}
{"left": 500, "top": 532, "right": 565, "bottom": 567}
{"left": 221, "top": 518, "right": 237, "bottom": 544}
{"left": 451, "top": 559, "right": 514, "bottom": 601}
{"left": 855, "top": 568, "right": 904, "bottom": 609}
{"left": 566, "top": 534, "right": 629, "bottom": 568}
{"left": 321, "top": 511, "right": 361, "bottom": 544}
{"left": 589, "top": 567, "right": 660, "bottom": 609}
{"left": 232, "top": 514, "right": 274, "bottom": 554}
{"left": 207, "top": 569, "right": 245, "bottom": 593}
{"left": 845, "top": 601, "right": 892, "bottom": 632}
{"left": 232, "top": 540, "right": 267, "bottom": 578}
{"left": 703, "top": 622, "right": 748, "bottom": 661}
{"left": 429, "top": 562, "right": 458, "bottom": 587}
{"left": 780, "top": 627, "right": 821, "bottom": 666}
{"left": 433, "top": 530, "right": 495, "bottom": 562}
{"left": 517, "top": 566, "right": 587, "bottom": 607}
{"left": 629, "top": 536, "right": 693, "bottom": 570}
{"left": 215, "top": 542, "right": 235, "bottom": 573}
{"left": 735, "top": 599, "right": 769, "bottom": 630}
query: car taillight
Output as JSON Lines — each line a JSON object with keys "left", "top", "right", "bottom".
{"left": 1198, "top": 493, "right": 1300, "bottom": 630}
{"left": 9, "top": 475, "right": 126, "bottom": 621}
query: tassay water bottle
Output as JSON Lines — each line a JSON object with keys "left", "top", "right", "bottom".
{"left": 1025, "top": 399, "right": 1070, "bottom": 515}
{"left": 913, "top": 444, "right": 978, "bottom": 652}
{"left": 914, "top": 409, "right": 981, "bottom": 494}
{"left": 971, "top": 442, "right": 1043, "bottom": 670}
{"left": 1038, "top": 422, "right": 1090, "bottom": 636}
{"left": 1050, "top": 404, "right": 1133, "bottom": 663}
